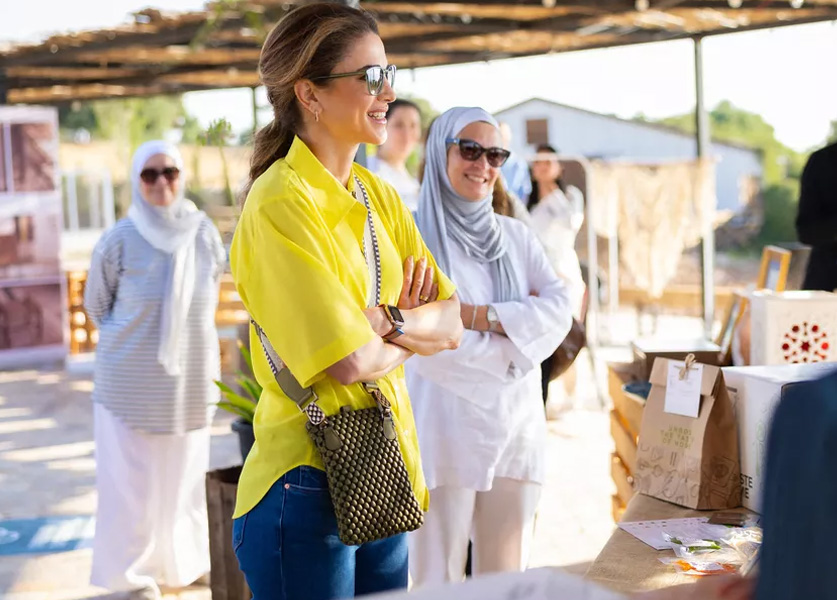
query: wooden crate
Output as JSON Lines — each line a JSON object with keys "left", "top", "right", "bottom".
{"left": 612, "top": 388, "right": 645, "bottom": 440}
{"left": 206, "top": 467, "right": 250, "bottom": 600}
{"left": 611, "top": 453, "right": 635, "bottom": 507}
{"left": 610, "top": 410, "right": 637, "bottom": 475}
{"left": 67, "top": 271, "right": 98, "bottom": 355}
{"left": 607, "top": 361, "right": 640, "bottom": 406}
{"left": 216, "top": 274, "right": 249, "bottom": 327}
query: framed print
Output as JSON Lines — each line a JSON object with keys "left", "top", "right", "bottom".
{"left": 757, "top": 245, "right": 791, "bottom": 292}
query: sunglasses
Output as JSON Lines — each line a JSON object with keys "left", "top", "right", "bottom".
{"left": 313, "top": 64, "right": 396, "bottom": 96}
{"left": 446, "top": 138, "right": 511, "bottom": 168}
{"left": 139, "top": 167, "right": 180, "bottom": 184}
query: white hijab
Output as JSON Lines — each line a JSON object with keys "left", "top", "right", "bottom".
{"left": 416, "top": 107, "right": 521, "bottom": 302}
{"left": 128, "top": 140, "right": 205, "bottom": 376}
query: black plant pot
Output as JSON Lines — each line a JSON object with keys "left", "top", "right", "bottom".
{"left": 231, "top": 418, "right": 254, "bottom": 462}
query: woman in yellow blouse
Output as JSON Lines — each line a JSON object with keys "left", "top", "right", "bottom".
{"left": 229, "top": 4, "right": 462, "bottom": 599}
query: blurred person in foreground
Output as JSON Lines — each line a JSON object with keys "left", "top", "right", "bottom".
{"left": 369, "top": 98, "right": 423, "bottom": 211}
{"left": 84, "top": 140, "right": 226, "bottom": 599}
{"left": 407, "top": 107, "right": 571, "bottom": 586}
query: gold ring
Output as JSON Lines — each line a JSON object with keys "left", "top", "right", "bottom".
{"left": 419, "top": 295, "right": 429, "bottom": 302}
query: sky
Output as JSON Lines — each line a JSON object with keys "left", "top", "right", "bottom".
{"left": 4, "top": 2, "right": 837, "bottom": 152}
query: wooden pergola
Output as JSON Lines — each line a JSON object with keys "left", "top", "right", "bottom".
{"left": 2, "top": 0, "right": 837, "bottom": 104}
{"left": 2, "top": 0, "right": 835, "bottom": 336}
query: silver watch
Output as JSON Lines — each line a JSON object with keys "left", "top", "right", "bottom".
{"left": 486, "top": 305, "right": 500, "bottom": 333}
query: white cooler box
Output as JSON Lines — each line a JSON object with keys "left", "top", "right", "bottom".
{"left": 723, "top": 363, "right": 836, "bottom": 512}
{"left": 749, "top": 290, "right": 837, "bottom": 366}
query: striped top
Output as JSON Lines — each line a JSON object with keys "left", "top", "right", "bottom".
{"left": 84, "top": 217, "right": 226, "bottom": 434}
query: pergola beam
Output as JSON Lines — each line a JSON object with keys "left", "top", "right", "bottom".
{"left": 2, "top": 0, "right": 837, "bottom": 103}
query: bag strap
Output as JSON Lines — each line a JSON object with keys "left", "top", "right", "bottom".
{"left": 252, "top": 175, "right": 381, "bottom": 425}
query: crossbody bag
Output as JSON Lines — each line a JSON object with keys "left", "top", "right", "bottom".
{"left": 252, "top": 176, "right": 424, "bottom": 545}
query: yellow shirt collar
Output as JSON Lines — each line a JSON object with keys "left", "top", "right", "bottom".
{"left": 286, "top": 136, "right": 365, "bottom": 229}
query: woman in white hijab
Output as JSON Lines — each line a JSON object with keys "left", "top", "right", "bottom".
{"left": 84, "top": 141, "right": 226, "bottom": 600}
{"left": 407, "top": 108, "right": 572, "bottom": 586}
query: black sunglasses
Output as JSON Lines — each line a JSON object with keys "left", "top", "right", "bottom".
{"left": 140, "top": 167, "right": 180, "bottom": 184}
{"left": 446, "top": 138, "right": 511, "bottom": 168}
{"left": 312, "top": 64, "right": 396, "bottom": 96}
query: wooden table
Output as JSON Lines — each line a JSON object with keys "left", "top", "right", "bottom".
{"left": 585, "top": 494, "right": 752, "bottom": 595}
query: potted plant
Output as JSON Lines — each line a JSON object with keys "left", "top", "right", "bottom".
{"left": 214, "top": 340, "right": 260, "bottom": 461}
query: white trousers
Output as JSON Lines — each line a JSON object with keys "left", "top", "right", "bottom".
{"left": 91, "top": 404, "right": 211, "bottom": 595}
{"left": 409, "top": 478, "right": 542, "bottom": 587}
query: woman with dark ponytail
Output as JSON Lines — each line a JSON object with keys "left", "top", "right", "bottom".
{"left": 229, "top": 4, "right": 462, "bottom": 599}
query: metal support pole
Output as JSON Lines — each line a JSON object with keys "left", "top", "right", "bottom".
{"left": 102, "top": 169, "right": 115, "bottom": 227}
{"left": 66, "top": 171, "right": 80, "bottom": 232}
{"left": 694, "top": 36, "right": 715, "bottom": 338}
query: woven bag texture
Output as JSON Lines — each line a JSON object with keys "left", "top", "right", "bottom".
{"left": 306, "top": 406, "right": 424, "bottom": 545}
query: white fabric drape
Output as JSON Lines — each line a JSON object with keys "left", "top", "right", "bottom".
{"left": 588, "top": 160, "right": 716, "bottom": 298}
{"left": 91, "top": 404, "right": 210, "bottom": 596}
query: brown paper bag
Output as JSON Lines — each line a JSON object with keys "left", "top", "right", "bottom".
{"left": 634, "top": 356, "right": 741, "bottom": 510}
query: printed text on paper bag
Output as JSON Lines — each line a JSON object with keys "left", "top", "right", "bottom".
{"left": 661, "top": 425, "right": 694, "bottom": 449}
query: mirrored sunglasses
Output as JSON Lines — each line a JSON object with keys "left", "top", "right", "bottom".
{"left": 139, "top": 167, "right": 180, "bottom": 184}
{"left": 313, "top": 64, "right": 396, "bottom": 96}
{"left": 446, "top": 138, "right": 511, "bottom": 168}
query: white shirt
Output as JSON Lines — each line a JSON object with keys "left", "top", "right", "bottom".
{"left": 529, "top": 185, "right": 585, "bottom": 316}
{"left": 370, "top": 157, "right": 420, "bottom": 213}
{"left": 84, "top": 217, "right": 225, "bottom": 434}
{"left": 406, "top": 216, "right": 572, "bottom": 491}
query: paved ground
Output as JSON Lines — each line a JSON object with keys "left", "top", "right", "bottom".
{"left": 1, "top": 308, "right": 700, "bottom": 599}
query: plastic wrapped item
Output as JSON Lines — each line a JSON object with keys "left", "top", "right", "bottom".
{"left": 659, "top": 556, "right": 740, "bottom": 576}
{"left": 663, "top": 533, "right": 721, "bottom": 554}
{"left": 721, "top": 527, "right": 762, "bottom": 563}
{"left": 659, "top": 526, "right": 763, "bottom": 576}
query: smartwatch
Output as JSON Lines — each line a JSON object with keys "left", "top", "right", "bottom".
{"left": 486, "top": 305, "right": 501, "bottom": 333}
{"left": 379, "top": 304, "right": 405, "bottom": 341}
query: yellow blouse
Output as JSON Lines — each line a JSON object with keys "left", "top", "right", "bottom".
{"left": 230, "top": 137, "right": 456, "bottom": 518}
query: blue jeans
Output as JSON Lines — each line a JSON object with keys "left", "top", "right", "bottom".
{"left": 233, "top": 466, "right": 408, "bottom": 600}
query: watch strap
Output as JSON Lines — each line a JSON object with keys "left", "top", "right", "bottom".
{"left": 380, "top": 304, "right": 405, "bottom": 340}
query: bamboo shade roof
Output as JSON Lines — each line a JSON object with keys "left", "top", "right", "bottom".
{"left": 2, "top": 0, "right": 837, "bottom": 103}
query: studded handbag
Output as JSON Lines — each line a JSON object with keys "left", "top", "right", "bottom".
{"left": 252, "top": 176, "right": 424, "bottom": 545}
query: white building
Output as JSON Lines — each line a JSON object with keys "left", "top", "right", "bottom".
{"left": 495, "top": 98, "right": 763, "bottom": 213}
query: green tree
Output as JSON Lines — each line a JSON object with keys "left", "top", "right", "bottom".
{"left": 757, "top": 182, "right": 800, "bottom": 246}
{"left": 58, "top": 95, "right": 199, "bottom": 150}
{"left": 650, "top": 101, "right": 805, "bottom": 246}
{"left": 58, "top": 102, "right": 97, "bottom": 135}
{"left": 656, "top": 100, "right": 802, "bottom": 185}
{"left": 200, "top": 119, "right": 236, "bottom": 207}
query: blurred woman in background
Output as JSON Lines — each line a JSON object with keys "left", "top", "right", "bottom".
{"left": 408, "top": 107, "right": 571, "bottom": 586}
{"left": 528, "top": 144, "right": 586, "bottom": 406}
{"left": 528, "top": 144, "right": 585, "bottom": 316}
{"left": 85, "top": 140, "right": 225, "bottom": 600}
{"left": 370, "top": 98, "right": 423, "bottom": 211}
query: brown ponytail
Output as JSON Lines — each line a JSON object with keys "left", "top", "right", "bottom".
{"left": 243, "top": 3, "right": 379, "bottom": 201}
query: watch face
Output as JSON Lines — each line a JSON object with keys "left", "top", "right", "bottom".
{"left": 487, "top": 305, "right": 499, "bottom": 323}
{"left": 389, "top": 305, "right": 404, "bottom": 324}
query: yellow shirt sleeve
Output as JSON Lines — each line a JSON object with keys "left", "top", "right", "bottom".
{"left": 374, "top": 178, "right": 457, "bottom": 301}
{"left": 231, "top": 187, "right": 376, "bottom": 389}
